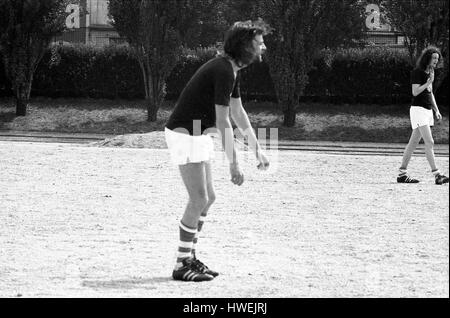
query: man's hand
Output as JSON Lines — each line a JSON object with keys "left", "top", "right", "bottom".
{"left": 230, "top": 162, "right": 244, "bottom": 186}
{"left": 435, "top": 111, "right": 442, "bottom": 121}
{"left": 256, "top": 151, "right": 270, "bottom": 170}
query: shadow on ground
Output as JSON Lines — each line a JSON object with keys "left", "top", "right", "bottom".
{"left": 81, "top": 277, "right": 172, "bottom": 290}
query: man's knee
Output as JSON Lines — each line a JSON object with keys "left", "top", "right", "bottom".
{"left": 207, "top": 191, "right": 216, "bottom": 206}
{"left": 190, "top": 192, "right": 209, "bottom": 210}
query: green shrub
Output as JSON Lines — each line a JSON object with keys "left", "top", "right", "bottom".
{"left": 33, "top": 43, "right": 144, "bottom": 99}
{"left": 1, "top": 44, "right": 447, "bottom": 108}
{"left": 327, "top": 47, "right": 412, "bottom": 104}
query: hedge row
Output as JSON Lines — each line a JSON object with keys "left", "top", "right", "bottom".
{"left": 0, "top": 44, "right": 448, "bottom": 106}
{"left": 34, "top": 44, "right": 144, "bottom": 99}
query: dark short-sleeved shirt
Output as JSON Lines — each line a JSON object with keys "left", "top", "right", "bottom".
{"left": 410, "top": 68, "right": 433, "bottom": 110}
{"left": 166, "top": 56, "right": 241, "bottom": 135}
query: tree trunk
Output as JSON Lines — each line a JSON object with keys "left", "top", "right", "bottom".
{"left": 283, "top": 104, "right": 297, "bottom": 127}
{"left": 143, "top": 70, "right": 157, "bottom": 121}
{"left": 15, "top": 81, "right": 32, "bottom": 117}
{"left": 146, "top": 98, "right": 158, "bottom": 122}
{"left": 15, "top": 97, "right": 28, "bottom": 116}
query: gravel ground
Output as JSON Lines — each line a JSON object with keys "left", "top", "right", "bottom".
{"left": 0, "top": 140, "right": 448, "bottom": 298}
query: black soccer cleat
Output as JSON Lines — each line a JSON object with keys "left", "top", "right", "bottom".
{"left": 192, "top": 257, "right": 219, "bottom": 277}
{"left": 172, "top": 258, "right": 214, "bottom": 282}
{"left": 397, "top": 175, "right": 419, "bottom": 183}
{"left": 435, "top": 174, "right": 449, "bottom": 185}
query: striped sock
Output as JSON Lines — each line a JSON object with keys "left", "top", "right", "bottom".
{"left": 192, "top": 215, "right": 206, "bottom": 257}
{"left": 175, "top": 221, "right": 197, "bottom": 270}
{"left": 398, "top": 168, "right": 407, "bottom": 177}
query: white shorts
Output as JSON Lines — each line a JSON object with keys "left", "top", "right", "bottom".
{"left": 410, "top": 106, "right": 434, "bottom": 130}
{"left": 164, "top": 128, "right": 215, "bottom": 165}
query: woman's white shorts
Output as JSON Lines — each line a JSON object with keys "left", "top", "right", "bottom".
{"left": 164, "top": 127, "right": 215, "bottom": 165}
{"left": 410, "top": 106, "right": 434, "bottom": 130}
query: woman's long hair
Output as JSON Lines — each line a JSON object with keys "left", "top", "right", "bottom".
{"left": 223, "top": 19, "right": 270, "bottom": 67}
{"left": 416, "top": 46, "right": 441, "bottom": 71}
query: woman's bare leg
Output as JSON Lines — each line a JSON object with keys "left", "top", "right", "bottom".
{"left": 400, "top": 128, "right": 422, "bottom": 170}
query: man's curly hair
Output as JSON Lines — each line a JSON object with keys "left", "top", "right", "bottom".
{"left": 223, "top": 19, "right": 271, "bottom": 67}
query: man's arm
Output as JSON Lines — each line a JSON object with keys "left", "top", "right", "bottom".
{"left": 215, "top": 104, "right": 244, "bottom": 185}
{"left": 230, "top": 97, "right": 262, "bottom": 158}
{"left": 216, "top": 104, "right": 237, "bottom": 164}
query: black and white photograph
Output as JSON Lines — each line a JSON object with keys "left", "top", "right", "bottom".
{"left": 0, "top": 0, "right": 448, "bottom": 306}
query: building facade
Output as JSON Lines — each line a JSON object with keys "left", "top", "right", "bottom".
{"left": 55, "top": 1, "right": 405, "bottom": 48}
{"left": 53, "top": 0, "right": 123, "bottom": 46}
{"left": 364, "top": 3, "right": 406, "bottom": 47}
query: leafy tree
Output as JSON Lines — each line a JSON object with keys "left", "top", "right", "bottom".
{"left": 220, "top": 0, "right": 259, "bottom": 26}
{"left": 190, "top": 0, "right": 263, "bottom": 48}
{"left": 255, "top": 0, "right": 365, "bottom": 126}
{"left": 108, "top": 0, "right": 202, "bottom": 121}
{"left": 381, "top": 0, "right": 449, "bottom": 91}
{"left": 177, "top": 0, "right": 228, "bottom": 48}
{"left": 0, "top": 0, "right": 72, "bottom": 116}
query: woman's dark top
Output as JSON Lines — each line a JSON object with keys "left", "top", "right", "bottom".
{"left": 410, "top": 68, "right": 433, "bottom": 110}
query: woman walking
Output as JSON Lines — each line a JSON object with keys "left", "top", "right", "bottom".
{"left": 397, "top": 46, "right": 448, "bottom": 185}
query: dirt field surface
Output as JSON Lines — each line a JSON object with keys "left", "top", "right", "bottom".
{"left": 0, "top": 138, "right": 448, "bottom": 298}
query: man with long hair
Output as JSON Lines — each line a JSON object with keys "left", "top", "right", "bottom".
{"left": 165, "top": 20, "right": 271, "bottom": 282}
{"left": 397, "top": 46, "right": 449, "bottom": 185}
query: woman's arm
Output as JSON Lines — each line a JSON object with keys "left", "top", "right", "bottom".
{"left": 412, "top": 72, "right": 434, "bottom": 96}
{"left": 430, "top": 92, "right": 442, "bottom": 120}
{"left": 412, "top": 82, "right": 431, "bottom": 96}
